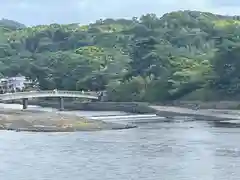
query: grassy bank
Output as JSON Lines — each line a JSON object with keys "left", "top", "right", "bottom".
{"left": 0, "top": 109, "right": 137, "bottom": 132}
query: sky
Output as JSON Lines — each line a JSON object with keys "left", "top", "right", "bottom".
{"left": 0, "top": 0, "right": 240, "bottom": 26}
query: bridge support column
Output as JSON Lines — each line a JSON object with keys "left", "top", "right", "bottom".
{"left": 59, "top": 97, "right": 64, "bottom": 111}
{"left": 22, "top": 98, "right": 28, "bottom": 110}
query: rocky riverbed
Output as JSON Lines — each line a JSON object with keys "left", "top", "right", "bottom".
{"left": 0, "top": 109, "right": 137, "bottom": 132}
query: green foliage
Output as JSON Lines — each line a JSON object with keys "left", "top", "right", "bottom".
{"left": 1, "top": 10, "right": 240, "bottom": 101}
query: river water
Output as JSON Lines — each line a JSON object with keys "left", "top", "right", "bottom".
{"left": 1, "top": 104, "right": 240, "bottom": 180}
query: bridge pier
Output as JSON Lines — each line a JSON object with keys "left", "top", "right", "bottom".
{"left": 59, "top": 97, "right": 64, "bottom": 111}
{"left": 22, "top": 98, "right": 28, "bottom": 110}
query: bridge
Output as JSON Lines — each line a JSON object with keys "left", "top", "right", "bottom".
{"left": 0, "top": 91, "right": 99, "bottom": 110}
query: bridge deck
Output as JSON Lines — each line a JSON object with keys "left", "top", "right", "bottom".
{"left": 0, "top": 91, "right": 99, "bottom": 101}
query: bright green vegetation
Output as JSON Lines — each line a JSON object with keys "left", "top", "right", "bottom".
{"left": 0, "top": 10, "right": 240, "bottom": 102}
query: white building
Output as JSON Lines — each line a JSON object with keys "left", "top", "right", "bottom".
{"left": 0, "top": 75, "right": 32, "bottom": 93}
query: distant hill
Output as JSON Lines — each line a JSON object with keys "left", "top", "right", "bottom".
{"left": 0, "top": 10, "right": 239, "bottom": 101}
{"left": 0, "top": 19, "right": 25, "bottom": 30}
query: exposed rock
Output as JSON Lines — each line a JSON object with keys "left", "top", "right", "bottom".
{"left": 16, "top": 126, "right": 75, "bottom": 132}
{"left": 7, "top": 120, "right": 33, "bottom": 130}
{"left": 0, "top": 124, "right": 5, "bottom": 130}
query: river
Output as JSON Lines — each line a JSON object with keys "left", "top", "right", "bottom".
{"left": 0, "top": 104, "right": 240, "bottom": 180}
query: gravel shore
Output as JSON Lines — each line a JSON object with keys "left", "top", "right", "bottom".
{"left": 0, "top": 109, "right": 137, "bottom": 132}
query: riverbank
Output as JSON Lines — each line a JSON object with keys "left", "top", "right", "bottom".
{"left": 26, "top": 100, "right": 240, "bottom": 121}
{"left": 0, "top": 109, "right": 137, "bottom": 132}
{"left": 8, "top": 99, "right": 240, "bottom": 112}
{"left": 7, "top": 100, "right": 158, "bottom": 114}
{"left": 4, "top": 99, "right": 240, "bottom": 121}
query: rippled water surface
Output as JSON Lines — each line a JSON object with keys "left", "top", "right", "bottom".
{"left": 1, "top": 119, "right": 240, "bottom": 180}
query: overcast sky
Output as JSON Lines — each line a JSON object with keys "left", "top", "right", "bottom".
{"left": 0, "top": 0, "right": 240, "bottom": 26}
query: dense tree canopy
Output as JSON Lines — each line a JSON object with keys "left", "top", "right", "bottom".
{"left": 0, "top": 10, "right": 240, "bottom": 101}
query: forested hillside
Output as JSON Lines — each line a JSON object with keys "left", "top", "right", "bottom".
{"left": 0, "top": 10, "right": 240, "bottom": 102}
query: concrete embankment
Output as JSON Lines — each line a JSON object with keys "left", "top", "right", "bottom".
{"left": 7, "top": 100, "right": 240, "bottom": 121}
{"left": 150, "top": 105, "right": 240, "bottom": 121}
{"left": 22, "top": 101, "right": 240, "bottom": 119}
{"left": 10, "top": 100, "right": 158, "bottom": 114}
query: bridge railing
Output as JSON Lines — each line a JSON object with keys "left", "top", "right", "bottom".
{"left": 0, "top": 90, "right": 98, "bottom": 97}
